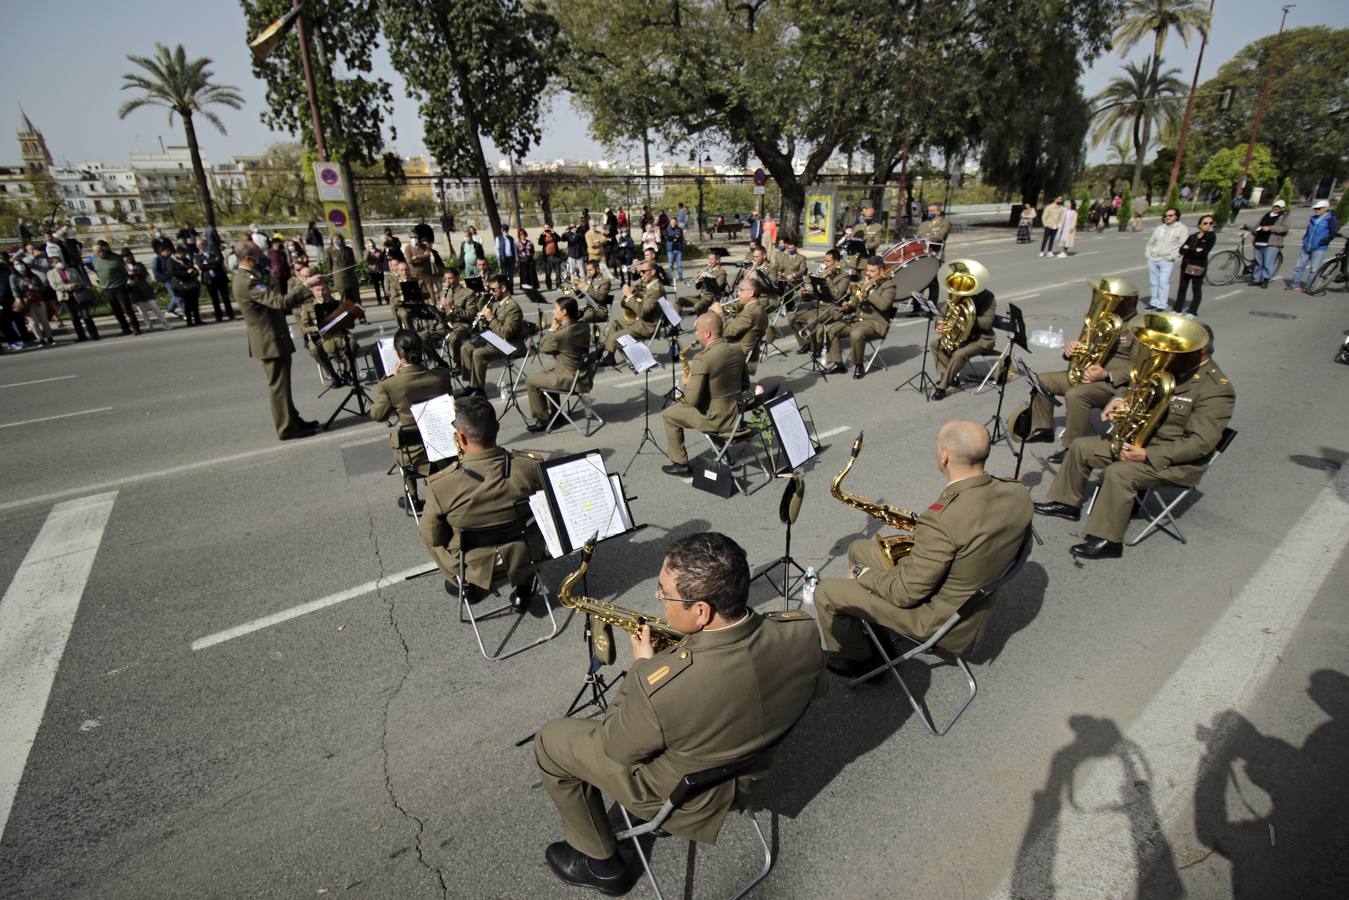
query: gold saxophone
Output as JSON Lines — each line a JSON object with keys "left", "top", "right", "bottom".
{"left": 831, "top": 431, "right": 917, "bottom": 566}
{"left": 1067, "top": 276, "right": 1137, "bottom": 385}
{"left": 558, "top": 536, "right": 685, "bottom": 656}
{"left": 1108, "top": 311, "right": 1210, "bottom": 458}
{"left": 676, "top": 342, "right": 695, "bottom": 404}
{"left": 936, "top": 259, "right": 988, "bottom": 353}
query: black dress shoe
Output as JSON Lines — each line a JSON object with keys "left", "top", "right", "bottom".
{"left": 526, "top": 420, "right": 547, "bottom": 433}
{"left": 796, "top": 345, "right": 813, "bottom": 355}
{"left": 824, "top": 651, "right": 886, "bottom": 679}
{"left": 545, "top": 842, "right": 638, "bottom": 897}
{"left": 297, "top": 419, "right": 320, "bottom": 431}
{"left": 1046, "top": 447, "right": 1068, "bottom": 464}
{"left": 279, "top": 426, "right": 318, "bottom": 441}
{"left": 1034, "top": 501, "right": 1081, "bottom": 521}
{"left": 1070, "top": 536, "right": 1124, "bottom": 559}
{"left": 328, "top": 378, "right": 343, "bottom": 389}
{"left": 661, "top": 462, "right": 692, "bottom": 476}
{"left": 931, "top": 388, "right": 947, "bottom": 401}
{"left": 397, "top": 496, "right": 425, "bottom": 514}
{"left": 1025, "top": 428, "right": 1055, "bottom": 444}
{"left": 852, "top": 365, "right": 864, "bottom": 379}
{"left": 509, "top": 577, "right": 537, "bottom": 614}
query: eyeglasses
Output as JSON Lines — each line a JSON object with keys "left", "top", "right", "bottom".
{"left": 655, "top": 588, "right": 694, "bottom": 608}
{"left": 1200, "top": 220, "right": 1214, "bottom": 226}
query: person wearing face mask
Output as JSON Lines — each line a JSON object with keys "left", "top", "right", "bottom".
{"left": 811, "top": 420, "right": 1032, "bottom": 676}
{"left": 47, "top": 254, "right": 100, "bottom": 340}
{"left": 326, "top": 233, "right": 359, "bottom": 305}
{"left": 122, "top": 249, "right": 169, "bottom": 332}
{"left": 772, "top": 236, "right": 807, "bottom": 288}
{"left": 9, "top": 260, "right": 52, "bottom": 346}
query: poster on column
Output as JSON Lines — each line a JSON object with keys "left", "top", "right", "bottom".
{"left": 804, "top": 191, "right": 834, "bottom": 247}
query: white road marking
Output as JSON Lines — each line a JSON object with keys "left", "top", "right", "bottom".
{"left": 191, "top": 562, "right": 439, "bottom": 651}
{"left": 988, "top": 463, "right": 1349, "bottom": 898}
{"left": 0, "top": 491, "right": 117, "bottom": 842}
{"left": 0, "top": 422, "right": 384, "bottom": 514}
{"left": 0, "top": 375, "right": 78, "bottom": 390}
{"left": 817, "top": 425, "right": 852, "bottom": 440}
{"left": 0, "top": 407, "right": 112, "bottom": 430}
{"left": 1215, "top": 289, "right": 1242, "bottom": 300}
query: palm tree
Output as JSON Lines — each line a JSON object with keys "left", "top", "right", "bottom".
{"left": 1112, "top": 0, "right": 1210, "bottom": 195}
{"left": 119, "top": 43, "right": 243, "bottom": 231}
{"left": 1092, "top": 59, "right": 1185, "bottom": 200}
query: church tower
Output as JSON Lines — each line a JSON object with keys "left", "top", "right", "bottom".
{"left": 18, "top": 108, "right": 52, "bottom": 173}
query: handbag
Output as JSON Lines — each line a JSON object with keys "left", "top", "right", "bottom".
{"left": 1184, "top": 263, "right": 1205, "bottom": 277}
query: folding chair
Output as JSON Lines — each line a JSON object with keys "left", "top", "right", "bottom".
{"left": 449, "top": 519, "right": 560, "bottom": 661}
{"left": 701, "top": 405, "right": 775, "bottom": 496}
{"left": 846, "top": 527, "right": 1034, "bottom": 736}
{"left": 541, "top": 347, "right": 607, "bottom": 437}
{"left": 392, "top": 425, "right": 429, "bottom": 524}
{"left": 1086, "top": 427, "right": 1236, "bottom": 546}
{"left": 859, "top": 326, "right": 891, "bottom": 375}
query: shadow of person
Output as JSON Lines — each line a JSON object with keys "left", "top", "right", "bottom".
{"left": 1288, "top": 447, "right": 1346, "bottom": 476}
{"left": 1011, "top": 715, "right": 1184, "bottom": 900}
{"left": 1193, "top": 669, "right": 1349, "bottom": 899}
{"left": 966, "top": 560, "right": 1048, "bottom": 666}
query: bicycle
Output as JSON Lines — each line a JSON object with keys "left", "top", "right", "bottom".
{"left": 1306, "top": 238, "right": 1348, "bottom": 296}
{"left": 1205, "top": 228, "right": 1282, "bottom": 286}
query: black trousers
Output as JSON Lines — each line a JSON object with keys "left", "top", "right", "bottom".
{"left": 62, "top": 299, "right": 99, "bottom": 340}
{"left": 104, "top": 285, "right": 139, "bottom": 334}
{"left": 206, "top": 279, "right": 233, "bottom": 320}
{"left": 369, "top": 274, "right": 386, "bottom": 304}
{"left": 1040, "top": 227, "right": 1058, "bottom": 252}
{"left": 1174, "top": 270, "right": 1204, "bottom": 314}
{"left": 180, "top": 288, "right": 202, "bottom": 325}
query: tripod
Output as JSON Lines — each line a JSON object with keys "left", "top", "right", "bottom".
{"left": 748, "top": 475, "right": 807, "bottom": 608}
{"left": 984, "top": 350, "right": 1015, "bottom": 448}
{"left": 514, "top": 609, "right": 623, "bottom": 747}
{"left": 896, "top": 295, "right": 938, "bottom": 400}
{"left": 623, "top": 366, "right": 670, "bottom": 475}
{"left": 322, "top": 345, "right": 374, "bottom": 430}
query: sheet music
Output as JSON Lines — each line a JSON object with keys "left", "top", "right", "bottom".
{"left": 767, "top": 393, "right": 816, "bottom": 470}
{"left": 375, "top": 337, "right": 399, "bottom": 378}
{"left": 544, "top": 452, "right": 627, "bottom": 551}
{"left": 915, "top": 294, "right": 941, "bottom": 317}
{"left": 529, "top": 491, "right": 565, "bottom": 559}
{"left": 617, "top": 335, "right": 658, "bottom": 374}
{"left": 657, "top": 296, "right": 681, "bottom": 327}
{"left": 481, "top": 330, "right": 516, "bottom": 355}
{"left": 318, "top": 309, "right": 349, "bottom": 336}
{"left": 411, "top": 394, "right": 458, "bottom": 462}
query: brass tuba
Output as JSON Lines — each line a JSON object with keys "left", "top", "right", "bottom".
{"left": 936, "top": 259, "right": 988, "bottom": 353}
{"left": 558, "top": 535, "right": 685, "bottom": 657}
{"left": 1067, "top": 276, "right": 1138, "bottom": 385}
{"left": 831, "top": 431, "right": 917, "bottom": 566}
{"left": 1108, "top": 311, "right": 1210, "bottom": 458}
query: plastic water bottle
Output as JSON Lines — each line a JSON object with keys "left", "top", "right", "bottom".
{"left": 801, "top": 567, "right": 819, "bottom": 605}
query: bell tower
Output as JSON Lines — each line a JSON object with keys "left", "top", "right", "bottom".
{"left": 17, "top": 108, "right": 52, "bottom": 173}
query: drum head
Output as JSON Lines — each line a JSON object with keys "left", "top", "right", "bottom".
{"left": 890, "top": 255, "right": 940, "bottom": 296}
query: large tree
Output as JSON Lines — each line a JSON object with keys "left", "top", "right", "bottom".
{"left": 1091, "top": 58, "right": 1186, "bottom": 198}
{"left": 1189, "top": 26, "right": 1349, "bottom": 191}
{"left": 241, "top": 0, "right": 395, "bottom": 247}
{"left": 118, "top": 43, "right": 243, "bottom": 231}
{"left": 382, "top": 0, "right": 559, "bottom": 242}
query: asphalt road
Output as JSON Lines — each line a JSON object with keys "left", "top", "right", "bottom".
{"left": 1, "top": 213, "right": 1347, "bottom": 899}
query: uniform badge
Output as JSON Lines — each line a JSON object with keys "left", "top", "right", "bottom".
{"left": 928, "top": 503, "right": 945, "bottom": 511}
{"left": 646, "top": 665, "right": 671, "bottom": 686}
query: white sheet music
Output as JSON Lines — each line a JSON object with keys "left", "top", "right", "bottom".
{"left": 481, "top": 330, "right": 516, "bottom": 355}
{"left": 768, "top": 393, "right": 816, "bottom": 471}
{"left": 411, "top": 394, "right": 458, "bottom": 462}
{"left": 529, "top": 492, "right": 565, "bottom": 559}
{"left": 376, "top": 337, "right": 399, "bottom": 378}
{"left": 617, "top": 335, "right": 658, "bottom": 374}
{"left": 657, "top": 296, "right": 681, "bottom": 327}
{"left": 544, "top": 452, "right": 627, "bottom": 551}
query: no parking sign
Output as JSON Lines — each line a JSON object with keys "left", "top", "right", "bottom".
{"left": 314, "top": 162, "right": 345, "bottom": 202}
{"left": 323, "top": 202, "right": 349, "bottom": 231}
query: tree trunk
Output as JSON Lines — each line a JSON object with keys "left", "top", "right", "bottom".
{"left": 642, "top": 128, "right": 652, "bottom": 208}
{"left": 779, "top": 181, "right": 805, "bottom": 244}
{"left": 181, "top": 112, "right": 216, "bottom": 231}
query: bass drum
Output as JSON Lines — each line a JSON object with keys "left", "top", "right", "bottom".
{"left": 881, "top": 238, "right": 941, "bottom": 297}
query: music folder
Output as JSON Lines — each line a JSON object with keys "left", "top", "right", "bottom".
{"left": 763, "top": 391, "right": 817, "bottom": 472}
{"left": 533, "top": 451, "right": 636, "bottom": 558}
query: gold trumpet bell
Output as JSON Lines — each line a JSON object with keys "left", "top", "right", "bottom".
{"left": 939, "top": 259, "right": 989, "bottom": 296}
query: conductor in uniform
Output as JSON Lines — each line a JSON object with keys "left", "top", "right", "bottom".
{"left": 526, "top": 296, "right": 591, "bottom": 432}
{"left": 715, "top": 276, "right": 767, "bottom": 374}
{"left": 459, "top": 275, "right": 524, "bottom": 393}
{"left": 823, "top": 255, "right": 896, "bottom": 379}
{"left": 234, "top": 241, "right": 321, "bottom": 440}
{"left": 534, "top": 532, "right": 825, "bottom": 896}
{"left": 1035, "top": 323, "right": 1234, "bottom": 559}
{"left": 931, "top": 285, "right": 997, "bottom": 400}
{"left": 601, "top": 261, "right": 664, "bottom": 363}
{"left": 857, "top": 206, "right": 884, "bottom": 256}
{"left": 369, "top": 329, "right": 455, "bottom": 513}
{"left": 812, "top": 420, "right": 1032, "bottom": 676}
{"left": 419, "top": 395, "right": 544, "bottom": 607}
{"left": 660, "top": 312, "right": 749, "bottom": 477}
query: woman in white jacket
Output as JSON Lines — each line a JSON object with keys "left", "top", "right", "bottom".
{"left": 1144, "top": 208, "right": 1189, "bottom": 309}
{"left": 1054, "top": 201, "right": 1079, "bottom": 257}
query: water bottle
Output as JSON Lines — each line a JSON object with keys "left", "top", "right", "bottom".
{"left": 801, "top": 566, "right": 819, "bottom": 606}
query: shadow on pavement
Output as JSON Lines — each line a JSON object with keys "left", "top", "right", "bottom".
{"left": 967, "top": 560, "right": 1049, "bottom": 667}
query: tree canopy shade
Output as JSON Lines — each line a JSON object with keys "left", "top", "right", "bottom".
{"left": 1091, "top": 59, "right": 1186, "bottom": 200}
{"left": 382, "top": 0, "right": 559, "bottom": 242}
{"left": 1198, "top": 143, "right": 1277, "bottom": 192}
{"left": 118, "top": 43, "right": 243, "bottom": 230}
{"left": 241, "top": 0, "right": 396, "bottom": 246}
{"left": 1189, "top": 26, "right": 1349, "bottom": 191}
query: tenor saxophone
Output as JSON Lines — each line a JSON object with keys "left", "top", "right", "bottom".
{"left": 830, "top": 431, "right": 917, "bottom": 566}
{"left": 558, "top": 536, "right": 685, "bottom": 653}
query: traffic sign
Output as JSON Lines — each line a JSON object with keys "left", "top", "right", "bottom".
{"left": 323, "top": 201, "right": 349, "bottom": 230}
{"left": 314, "top": 162, "right": 345, "bottom": 202}
{"left": 753, "top": 167, "right": 767, "bottom": 187}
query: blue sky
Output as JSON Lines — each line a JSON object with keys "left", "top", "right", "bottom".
{"left": 1, "top": 0, "right": 1342, "bottom": 170}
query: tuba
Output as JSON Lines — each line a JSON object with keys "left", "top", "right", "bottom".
{"left": 1108, "top": 311, "right": 1210, "bottom": 458}
{"left": 936, "top": 259, "right": 988, "bottom": 353}
{"left": 558, "top": 535, "right": 684, "bottom": 658}
{"left": 1067, "top": 276, "right": 1138, "bottom": 385}
{"left": 831, "top": 431, "right": 917, "bottom": 566}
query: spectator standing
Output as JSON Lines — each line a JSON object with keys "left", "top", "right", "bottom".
{"left": 12, "top": 262, "right": 53, "bottom": 345}
{"left": 641, "top": 221, "right": 659, "bottom": 255}
{"left": 617, "top": 206, "right": 628, "bottom": 233}
{"left": 538, "top": 224, "right": 561, "bottom": 289}
{"left": 1173, "top": 214, "right": 1216, "bottom": 313}
{"left": 176, "top": 222, "right": 198, "bottom": 246}
{"left": 494, "top": 227, "right": 518, "bottom": 290}
{"left": 328, "top": 234, "right": 359, "bottom": 304}
{"left": 170, "top": 246, "right": 203, "bottom": 326}
{"left": 517, "top": 228, "right": 537, "bottom": 289}
{"left": 47, "top": 255, "right": 99, "bottom": 340}
{"left": 150, "top": 227, "right": 173, "bottom": 255}
{"left": 15, "top": 216, "right": 32, "bottom": 246}
{"left": 413, "top": 218, "right": 434, "bottom": 246}
{"left": 1288, "top": 199, "right": 1340, "bottom": 292}
{"left": 1054, "top": 200, "right": 1078, "bottom": 257}
{"left": 564, "top": 222, "right": 586, "bottom": 280}
{"left": 93, "top": 240, "right": 143, "bottom": 334}
{"left": 0, "top": 254, "right": 22, "bottom": 348}
{"left": 616, "top": 232, "right": 635, "bottom": 284}
{"left": 200, "top": 245, "right": 233, "bottom": 321}
{"left": 657, "top": 208, "right": 670, "bottom": 232}
{"left": 748, "top": 209, "right": 762, "bottom": 242}
{"left": 365, "top": 240, "right": 388, "bottom": 304}
{"left": 382, "top": 227, "right": 405, "bottom": 264}
{"left": 460, "top": 226, "right": 484, "bottom": 272}
{"left": 151, "top": 245, "right": 184, "bottom": 319}
{"left": 1246, "top": 198, "right": 1289, "bottom": 288}
{"left": 664, "top": 221, "right": 686, "bottom": 281}
{"left": 266, "top": 238, "right": 291, "bottom": 290}
{"left": 1039, "top": 195, "right": 1064, "bottom": 257}
{"left": 6, "top": 261, "right": 42, "bottom": 347}
{"left": 676, "top": 203, "right": 689, "bottom": 233}
{"left": 1144, "top": 208, "right": 1189, "bottom": 310}
{"left": 763, "top": 213, "right": 778, "bottom": 248}
{"left": 584, "top": 218, "right": 607, "bottom": 270}
{"left": 250, "top": 223, "right": 268, "bottom": 253}
{"left": 123, "top": 249, "right": 170, "bottom": 331}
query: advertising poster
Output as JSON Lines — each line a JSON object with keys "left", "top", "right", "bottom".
{"left": 804, "top": 192, "right": 834, "bottom": 246}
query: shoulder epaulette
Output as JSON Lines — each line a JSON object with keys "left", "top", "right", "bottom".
{"left": 637, "top": 648, "right": 693, "bottom": 696}
{"left": 763, "top": 609, "right": 812, "bottom": 623}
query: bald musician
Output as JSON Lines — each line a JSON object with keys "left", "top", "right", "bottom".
{"left": 660, "top": 312, "right": 749, "bottom": 477}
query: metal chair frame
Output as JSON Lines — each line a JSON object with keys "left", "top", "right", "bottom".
{"left": 700, "top": 405, "right": 775, "bottom": 496}
{"left": 540, "top": 348, "right": 607, "bottom": 437}
{"left": 450, "top": 520, "right": 560, "bottom": 661}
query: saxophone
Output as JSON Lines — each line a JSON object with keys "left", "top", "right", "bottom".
{"left": 1108, "top": 311, "right": 1210, "bottom": 458}
{"left": 676, "top": 342, "right": 695, "bottom": 404}
{"left": 830, "top": 431, "right": 917, "bottom": 566}
{"left": 558, "top": 536, "right": 685, "bottom": 655}
{"left": 1067, "top": 277, "right": 1136, "bottom": 385}
{"left": 936, "top": 259, "right": 988, "bottom": 354}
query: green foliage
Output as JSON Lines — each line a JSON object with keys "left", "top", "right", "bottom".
{"left": 1197, "top": 144, "right": 1278, "bottom": 192}
{"left": 1211, "top": 187, "right": 1231, "bottom": 228}
{"left": 1336, "top": 192, "right": 1349, "bottom": 225}
{"left": 1277, "top": 178, "right": 1294, "bottom": 204}
{"left": 1120, "top": 186, "right": 1133, "bottom": 221}
{"left": 1189, "top": 27, "right": 1349, "bottom": 185}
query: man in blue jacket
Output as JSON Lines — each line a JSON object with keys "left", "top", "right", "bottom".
{"left": 1288, "top": 199, "right": 1340, "bottom": 292}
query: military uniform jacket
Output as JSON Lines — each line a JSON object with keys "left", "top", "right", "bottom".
{"left": 235, "top": 268, "right": 308, "bottom": 360}
{"left": 1117, "top": 359, "right": 1235, "bottom": 485}
{"left": 823, "top": 267, "right": 852, "bottom": 306}
{"left": 370, "top": 362, "right": 455, "bottom": 429}
{"left": 747, "top": 264, "right": 778, "bottom": 298}
{"left": 858, "top": 279, "right": 897, "bottom": 331}
{"left": 327, "top": 245, "right": 357, "bottom": 292}
{"left": 859, "top": 220, "right": 884, "bottom": 251}
{"left": 685, "top": 338, "right": 748, "bottom": 432}
{"left": 697, "top": 267, "right": 728, "bottom": 299}
{"left": 440, "top": 284, "right": 479, "bottom": 325}
{"left": 624, "top": 279, "right": 665, "bottom": 334}
{"left": 723, "top": 301, "right": 767, "bottom": 360}
{"left": 487, "top": 296, "right": 524, "bottom": 344}
{"left": 774, "top": 252, "right": 808, "bottom": 283}
{"left": 585, "top": 274, "right": 612, "bottom": 306}
{"left": 598, "top": 610, "right": 825, "bottom": 843}
{"left": 945, "top": 290, "right": 997, "bottom": 342}
{"left": 917, "top": 216, "right": 951, "bottom": 246}
{"left": 404, "top": 243, "right": 431, "bottom": 279}
{"left": 856, "top": 473, "right": 1031, "bottom": 654}
{"left": 287, "top": 278, "right": 319, "bottom": 333}
{"left": 420, "top": 446, "right": 544, "bottom": 588}
{"left": 540, "top": 321, "right": 590, "bottom": 379}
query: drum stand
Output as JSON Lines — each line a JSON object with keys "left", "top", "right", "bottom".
{"left": 895, "top": 298, "right": 938, "bottom": 400}
{"left": 623, "top": 367, "right": 670, "bottom": 475}
{"left": 323, "top": 345, "right": 374, "bottom": 430}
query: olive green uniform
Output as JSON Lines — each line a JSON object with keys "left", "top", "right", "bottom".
{"left": 369, "top": 363, "right": 456, "bottom": 497}
{"left": 234, "top": 267, "right": 312, "bottom": 438}
{"left": 290, "top": 279, "right": 358, "bottom": 381}
{"left": 662, "top": 338, "right": 749, "bottom": 465}
{"left": 419, "top": 445, "right": 545, "bottom": 589}
{"left": 931, "top": 290, "right": 997, "bottom": 390}
{"left": 683, "top": 265, "right": 727, "bottom": 313}
{"left": 460, "top": 295, "right": 524, "bottom": 389}
{"left": 1046, "top": 360, "right": 1235, "bottom": 543}
{"left": 857, "top": 219, "right": 884, "bottom": 255}
{"left": 916, "top": 216, "right": 951, "bottom": 260}
{"left": 326, "top": 244, "right": 358, "bottom": 302}
{"left": 527, "top": 321, "right": 591, "bottom": 420}
{"left": 603, "top": 278, "right": 664, "bottom": 353}
{"left": 814, "top": 473, "right": 1032, "bottom": 660}
{"left": 824, "top": 279, "right": 897, "bottom": 367}
{"left": 773, "top": 251, "right": 808, "bottom": 286}
{"left": 790, "top": 266, "right": 851, "bottom": 350}
{"left": 437, "top": 283, "right": 480, "bottom": 366}
{"left": 403, "top": 242, "right": 436, "bottom": 304}
{"left": 534, "top": 609, "right": 826, "bottom": 858}
{"left": 722, "top": 299, "right": 768, "bottom": 375}
{"left": 578, "top": 273, "right": 613, "bottom": 324}
{"left": 1029, "top": 316, "right": 1141, "bottom": 448}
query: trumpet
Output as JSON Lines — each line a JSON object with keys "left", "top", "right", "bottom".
{"left": 558, "top": 535, "right": 684, "bottom": 656}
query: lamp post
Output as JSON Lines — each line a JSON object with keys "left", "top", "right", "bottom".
{"left": 1237, "top": 4, "right": 1294, "bottom": 199}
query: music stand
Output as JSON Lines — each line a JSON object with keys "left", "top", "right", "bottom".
{"left": 789, "top": 274, "right": 835, "bottom": 379}
{"left": 322, "top": 343, "right": 375, "bottom": 430}
{"left": 621, "top": 342, "right": 669, "bottom": 475}
{"left": 895, "top": 291, "right": 940, "bottom": 399}
{"left": 521, "top": 287, "right": 548, "bottom": 305}
{"left": 749, "top": 475, "right": 809, "bottom": 608}
{"left": 983, "top": 303, "right": 1028, "bottom": 446}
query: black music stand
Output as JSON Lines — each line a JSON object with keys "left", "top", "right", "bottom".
{"left": 984, "top": 303, "right": 1028, "bottom": 447}
{"left": 789, "top": 274, "right": 836, "bottom": 379}
{"left": 659, "top": 323, "right": 685, "bottom": 408}
{"left": 749, "top": 474, "right": 808, "bottom": 608}
{"left": 623, "top": 350, "right": 670, "bottom": 475}
{"left": 895, "top": 291, "right": 940, "bottom": 400}
{"left": 322, "top": 342, "right": 375, "bottom": 430}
